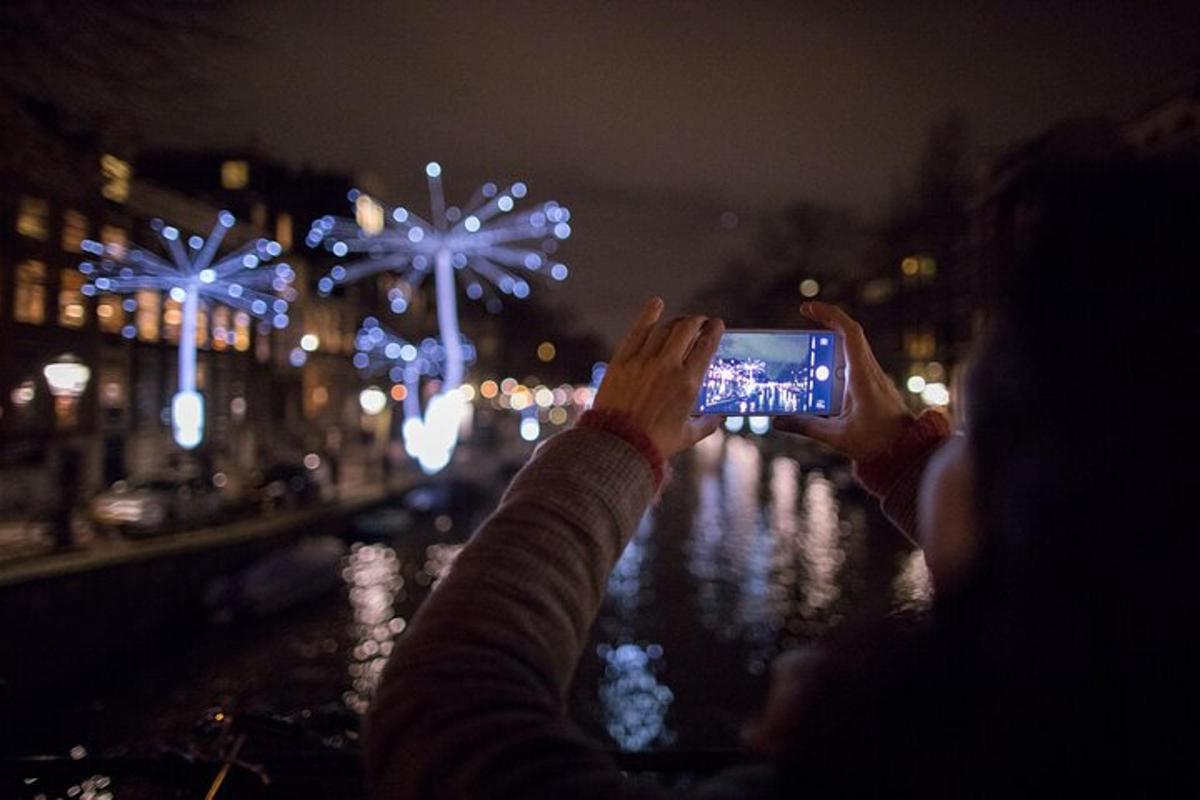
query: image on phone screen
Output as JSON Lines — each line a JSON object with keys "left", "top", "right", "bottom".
{"left": 695, "top": 331, "right": 840, "bottom": 415}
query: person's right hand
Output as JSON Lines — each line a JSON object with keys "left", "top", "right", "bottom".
{"left": 774, "top": 302, "right": 914, "bottom": 461}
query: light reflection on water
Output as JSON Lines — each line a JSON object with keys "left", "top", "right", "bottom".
{"left": 342, "top": 543, "right": 406, "bottom": 714}
{"left": 893, "top": 548, "right": 933, "bottom": 612}
{"left": 596, "top": 513, "right": 677, "bottom": 751}
{"left": 332, "top": 432, "right": 902, "bottom": 752}
{"left": 798, "top": 471, "right": 845, "bottom": 620}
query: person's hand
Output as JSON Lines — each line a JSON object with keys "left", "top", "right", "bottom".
{"left": 775, "top": 301, "right": 914, "bottom": 461}
{"left": 593, "top": 297, "right": 725, "bottom": 459}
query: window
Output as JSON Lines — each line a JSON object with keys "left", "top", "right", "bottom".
{"left": 58, "top": 269, "right": 86, "bottom": 328}
{"left": 61, "top": 210, "right": 89, "bottom": 252}
{"left": 14, "top": 260, "right": 47, "bottom": 323}
{"left": 221, "top": 160, "right": 249, "bottom": 190}
{"left": 100, "top": 225, "right": 128, "bottom": 259}
{"left": 16, "top": 196, "right": 50, "bottom": 239}
{"left": 211, "top": 305, "right": 231, "bottom": 351}
{"left": 903, "top": 327, "right": 937, "bottom": 360}
{"left": 127, "top": 291, "right": 156, "bottom": 342}
{"left": 97, "top": 293, "right": 125, "bottom": 334}
{"left": 100, "top": 154, "right": 132, "bottom": 203}
{"left": 163, "top": 297, "right": 182, "bottom": 343}
{"left": 355, "top": 194, "right": 385, "bottom": 235}
{"left": 275, "top": 212, "right": 293, "bottom": 249}
{"left": 233, "top": 311, "right": 251, "bottom": 352}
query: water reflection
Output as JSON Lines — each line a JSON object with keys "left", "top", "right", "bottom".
{"left": 893, "top": 548, "right": 933, "bottom": 612}
{"left": 595, "top": 512, "right": 676, "bottom": 751}
{"left": 422, "top": 542, "right": 465, "bottom": 589}
{"left": 798, "top": 471, "right": 845, "bottom": 620}
{"left": 342, "top": 543, "right": 406, "bottom": 714}
{"left": 597, "top": 642, "right": 674, "bottom": 751}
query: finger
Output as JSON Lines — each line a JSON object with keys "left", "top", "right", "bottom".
{"left": 661, "top": 315, "right": 708, "bottom": 363}
{"left": 684, "top": 317, "right": 724, "bottom": 374}
{"left": 801, "top": 301, "right": 879, "bottom": 383}
{"left": 801, "top": 301, "right": 869, "bottom": 358}
{"left": 643, "top": 316, "right": 683, "bottom": 358}
{"left": 773, "top": 414, "right": 840, "bottom": 447}
{"left": 685, "top": 414, "right": 723, "bottom": 446}
{"left": 611, "top": 297, "right": 664, "bottom": 363}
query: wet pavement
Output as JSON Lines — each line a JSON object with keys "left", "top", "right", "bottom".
{"left": 3, "top": 431, "right": 932, "bottom": 795}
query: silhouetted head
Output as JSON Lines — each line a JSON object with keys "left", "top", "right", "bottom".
{"left": 959, "top": 158, "right": 1199, "bottom": 785}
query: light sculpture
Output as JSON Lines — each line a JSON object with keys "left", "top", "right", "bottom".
{"left": 353, "top": 317, "right": 477, "bottom": 474}
{"left": 80, "top": 213, "right": 293, "bottom": 448}
{"left": 310, "top": 163, "right": 570, "bottom": 471}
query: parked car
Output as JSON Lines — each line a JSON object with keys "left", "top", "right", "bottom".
{"left": 246, "top": 463, "right": 323, "bottom": 512}
{"left": 90, "top": 475, "right": 228, "bottom": 538}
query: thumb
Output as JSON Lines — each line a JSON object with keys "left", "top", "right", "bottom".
{"left": 774, "top": 414, "right": 839, "bottom": 447}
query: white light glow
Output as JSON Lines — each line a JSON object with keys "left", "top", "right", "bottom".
{"left": 172, "top": 390, "right": 204, "bottom": 449}
{"left": 921, "top": 381, "right": 950, "bottom": 406}
{"left": 724, "top": 416, "right": 745, "bottom": 433}
{"left": 906, "top": 375, "right": 927, "bottom": 394}
{"left": 43, "top": 358, "right": 91, "bottom": 397}
{"left": 359, "top": 386, "right": 387, "bottom": 416}
{"left": 748, "top": 415, "right": 770, "bottom": 435}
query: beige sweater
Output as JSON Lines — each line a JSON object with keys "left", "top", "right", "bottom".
{"left": 365, "top": 422, "right": 936, "bottom": 798}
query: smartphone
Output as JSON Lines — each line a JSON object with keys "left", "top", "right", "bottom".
{"left": 694, "top": 329, "right": 846, "bottom": 416}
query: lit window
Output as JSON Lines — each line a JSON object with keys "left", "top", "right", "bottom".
{"left": 355, "top": 194, "right": 384, "bottom": 235}
{"left": 97, "top": 293, "right": 124, "bottom": 334}
{"left": 58, "top": 269, "right": 87, "bottom": 328}
{"left": 163, "top": 297, "right": 182, "bottom": 343}
{"left": 233, "top": 311, "right": 251, "bottom": 352}
{"left": 100, "top": 225, "right": 128, "bottom": 260}
{"left": 136, "top": 290, "right": 160, "bottom": 341}
{"left": 221, "top": 160, "right": 249, "bottom": 190}
{"left": 16, "top": 197, "right": 49, "bottom": 239}
{"left": 101, "top": 154, "right": 132, "bottom": 203}
{"left": 195, "top": 304, "right": 209, "bottom": 348}
{"left": 211, "top": 305, "right": 231, "bottom": 351}
{"left": 61, "top": 210, "right": 89, "bottom": 252}
{"left": 14, "top": 260, "right": 47, "bottom": 323}
{"left": 903, "top": 327, "right": 937, "bottom": 360}
{"left": 275, "top": 212, "right": 293, "bottom": 249}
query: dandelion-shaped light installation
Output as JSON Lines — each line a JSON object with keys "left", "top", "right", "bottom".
{"left": 80, "top": 212, "right": 293, "bottom": 448}
{"left": 309, "top": 162, "right": 571, "bottom": 471}
{"left": 354, "top": 317, "right": 478, "bottom": 471}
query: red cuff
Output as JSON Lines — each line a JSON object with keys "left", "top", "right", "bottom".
{"left": 853, "top": 409, "right": 952, "bottom": 498}
{"left": 575, "top": 409, "right": 666, "bottom": 488}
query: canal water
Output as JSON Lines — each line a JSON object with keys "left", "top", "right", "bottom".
{"left": 7, "top": 431, "right": 932, "bottom": 791}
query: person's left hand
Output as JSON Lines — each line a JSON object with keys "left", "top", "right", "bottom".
{"left": 593, "top": 297, "right": 724, "bottom": 459}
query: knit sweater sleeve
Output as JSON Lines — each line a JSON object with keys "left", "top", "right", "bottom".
{"left": 364, "top": 425, "right": 667, "bottom": 800}
{"left": 852, "top": 410, "right": 952, "bottom": 544}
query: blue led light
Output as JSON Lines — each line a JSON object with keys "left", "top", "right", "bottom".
{"left": 73, "top": 211, "right": 294, "bottom": 450}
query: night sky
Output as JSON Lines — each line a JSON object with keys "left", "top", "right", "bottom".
{"left": 142, "top": 0, "right": 1199, "bottom": 342}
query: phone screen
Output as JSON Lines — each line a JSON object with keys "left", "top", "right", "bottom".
{"left": 695, "top": 330, "right": 840, "bottom": 415}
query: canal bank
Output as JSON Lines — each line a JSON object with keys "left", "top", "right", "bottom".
{"left": 0, "top": 480, "right": 414, "bottom": 703}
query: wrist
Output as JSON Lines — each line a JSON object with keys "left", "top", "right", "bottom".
{"left": 576, "top": 408, "right": 666, "bottom": 488}
{"left": 853, "top": 409, "right": 951, "bottom": 498}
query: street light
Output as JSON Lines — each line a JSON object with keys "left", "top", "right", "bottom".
{"left": 43, "top": 354, "right": 91, "bottom": 398}
{"left": 359, "top": 386, "right": 387, "bottom": 416}
{"left": 43, "top": 354, "right": 91, "bottom": 550}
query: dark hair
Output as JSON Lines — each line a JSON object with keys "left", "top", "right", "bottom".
{"left": 773, "top": 161, "right": 1199, "bottom": 796}
{"left": 963, "top": 159, "right": 1199, "bottom": 789}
